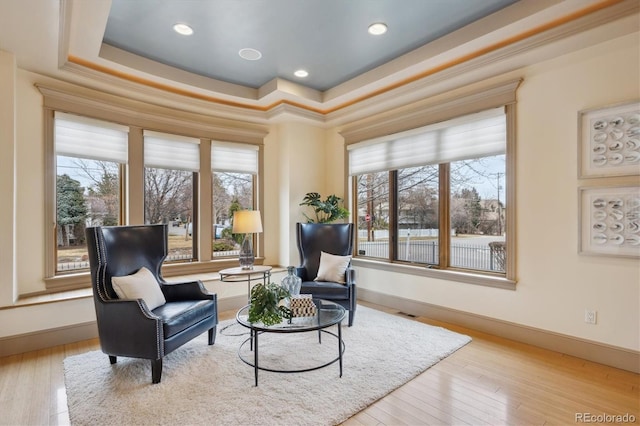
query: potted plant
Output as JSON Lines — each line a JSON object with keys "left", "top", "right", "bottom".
{"left": 248, "top": 282, "right": 291, "bottom": 326}
{"left": 299, "top": 192, "right": 349, "bottom": 223}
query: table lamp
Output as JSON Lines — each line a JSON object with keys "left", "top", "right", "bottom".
{"left": 232, "top": 210, "right": 263, "bottom": 269}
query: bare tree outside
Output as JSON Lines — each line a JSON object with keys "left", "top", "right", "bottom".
{"left": 355, "top": 154, "right": 506, "bottom": 271}
{"left": 213, "top": 172, "right": 253, "bottom": 225}
{"left": 356, "top": 171, "right": 389, "bottom": 248}
{"left": 72, "top": 159, "right": 120, "bottom": 226}
{"left": 449, "top": 155, "right": 505, "bottom": 237}
{"left": 144, "top": 168, "right": 193, "bottom": 224}
{"left": 398, "top": 165, "right": 439, "bottom": 230}
{"left": 144, "top": 167, "right": 194, "bottom": 261}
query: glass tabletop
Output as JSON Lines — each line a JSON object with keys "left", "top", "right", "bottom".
{"left": 236, "top": 299, "right": 346, "bottom": 332}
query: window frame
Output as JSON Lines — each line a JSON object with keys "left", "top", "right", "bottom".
{"left": 40, "top": 84, "right": 268, "bottom": 292}
{"left": 342, "top": 79, "right": 520, "bottom": 289}
{"left": 143, "top": 131, "right": 202, "bottom": 264}
{"left": 210, "top": 141, "right": 260, "bottom": 259}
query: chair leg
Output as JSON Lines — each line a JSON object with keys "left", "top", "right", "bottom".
{"left": 348, "top": 309, "right": 355, "bottom": 327}
{"left": 151, "top": 359, "right": 163, "bottom": 384}
{"left": 109, "top": 355, "right": 117, "bottom": 364}
{"left": 208, "top": 327, "right": 217, "bottom": 345}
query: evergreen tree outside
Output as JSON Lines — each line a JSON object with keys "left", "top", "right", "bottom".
{"left": 56, "top": 174, "right": 87, "bottom": 246}
{"left": 228, "top": 198, "right": 245, "bottom": 245}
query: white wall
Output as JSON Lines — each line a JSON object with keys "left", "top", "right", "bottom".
{"left": 270, "top": 121, "right": 327, "bottom": 267}
{"left": 350, "top": 32, "right": 640, "bottom": 351}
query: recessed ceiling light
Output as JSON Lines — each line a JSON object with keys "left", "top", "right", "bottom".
{"left": 294, "top": 69, "right": 309, "bottom": 78}
{"left": 239, "top": 48, "right": 262, "bottom": 61}
{"left": 368, "top": 22, "right": 388, "bottom": 35}
{"left": 173, "top": 23, "right": 194, "bottom": 36}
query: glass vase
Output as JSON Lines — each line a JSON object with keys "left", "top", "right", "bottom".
{"left": 281, "top": 266, "right": 302, "bottom": 297}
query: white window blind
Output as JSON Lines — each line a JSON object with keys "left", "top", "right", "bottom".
{"left": 211, "top": 141, "right": 259, "bottom": 174}
{"left": 144, "top": 131, "right": 200, "bottom": 172}
{"left": 54, "top": 112, "right": 128, "bottom": 163}
{"left": 348, "top": 107, "right": 506, "bottom": 175}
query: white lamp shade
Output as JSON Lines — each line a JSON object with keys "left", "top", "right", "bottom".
{"left": 232, "top": 210, "right": 263, "bottom": 234}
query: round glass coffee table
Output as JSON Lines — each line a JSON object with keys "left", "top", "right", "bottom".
{"left": 236, "top": 299, "right": 346, "bottom": 386}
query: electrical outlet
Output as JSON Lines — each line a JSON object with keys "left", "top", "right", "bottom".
{"left": 584, "top": 309, "right": 597, "bottom": 325}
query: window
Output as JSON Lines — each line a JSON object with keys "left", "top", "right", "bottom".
{"left": 397, "top": 165, "right": 440, "bottom": 264}
{"left": 349, "top": 107, "right": 511, "bottom": 278}
{"left": 211, "top": 142, "right": 258, "bottom": 258}
{"left": 449, "top": 155, "right": 505, "bottom": 271}
{"left": 54, "top": 112, "right": 127, "bottom": 273}
{"left": 355, "top": 171, "right": 389, "bottom": 260}
{"left": 41, "top": 83, "right": 268, "bottom": 290}
{"left": 144, "top": 131, "right": 200, "bottom": 262}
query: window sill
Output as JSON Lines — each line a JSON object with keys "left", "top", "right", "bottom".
{"left": 351, "top": 258, "right": 516, "bottom": 290}
{"left": 7, "top": 287, "right": 93, "bottom": 309}
{"left": 44, "top": 258, "right": 266, "bottom": 293}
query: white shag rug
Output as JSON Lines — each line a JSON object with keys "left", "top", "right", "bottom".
{"left": 64, "top": 305, "right": 471, "bottom": 426}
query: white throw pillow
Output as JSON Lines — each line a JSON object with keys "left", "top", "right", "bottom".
{"left": 111, "top": 267, "right": 166, "bottom": 310}
{"left": 314, "top": 251, "right": 352, "bottom": 284}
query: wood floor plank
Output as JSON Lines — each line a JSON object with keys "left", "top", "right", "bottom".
{"left": 8, "top": 351, "right": 38, "bottom": 426}
{"left": 26, "top": 347, "right": 53, "bottom": 425}
{"left": 0, "top": 353, "right": 23, "bottom": 425}
{"left": 0, "top": 353, "right": 21, "bottom": 404}
{"left": 379, "top": 395, "right": 443, "bottom": 425}
{"left": 341, "top": 410, "right": 381, "bottom": 426}
{"left": 49, "top": 345, "right": 70, "bottom": 420}
{"left": 403, "top": 371, "right": 536, "bottom": 425}
{"left": 390, "top": 383, "right": 482, "bottom": 425}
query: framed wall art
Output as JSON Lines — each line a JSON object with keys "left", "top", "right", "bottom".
{"left": 578, "top": 100, "right": 640, "bottom": 178}
{"left": 579, "top": 185, "right": 640, "bottom": 258}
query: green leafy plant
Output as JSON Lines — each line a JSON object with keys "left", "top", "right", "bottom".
{"left": 248, "top": 282, "right": 291, "bottom": 326}
{"left": 299, "top": 192, "right": 349, "bottom": 223}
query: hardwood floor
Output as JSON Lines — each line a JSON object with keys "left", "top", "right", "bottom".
{"left": 1, "top": 303, "right": 638, "bottom": 425}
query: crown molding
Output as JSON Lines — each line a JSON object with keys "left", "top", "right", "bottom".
{"left": 36, "top": 82, "right": 269, "bottom": 143}
{"left": 339, "top": 78, "right": 522, "bottom": 144}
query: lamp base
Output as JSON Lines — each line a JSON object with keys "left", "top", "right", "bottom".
{"left": 238, "top": 234, "right": 255, "bottom": 270}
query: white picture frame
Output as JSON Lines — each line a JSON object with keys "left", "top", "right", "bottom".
{"left": 579, "top": 185, "right": 640, "bottom": 258}
{"left": 578, "top": 100, "right": 640, "bottom": 178}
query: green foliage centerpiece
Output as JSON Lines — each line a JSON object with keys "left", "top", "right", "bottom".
{"left": 248, "top": 282, "right": 292, "bottom": 326}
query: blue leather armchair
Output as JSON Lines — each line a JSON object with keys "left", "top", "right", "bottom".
{"left": 85, "top": 224, "right": 218, "bottom": 383}
{"left": 295, "top": 222, "right": 357, "bottom": 326}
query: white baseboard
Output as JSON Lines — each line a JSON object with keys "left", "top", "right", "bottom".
{"left": 358, "top": 288, "right": 639, "bottom": 374}
{"left": 0, "top": 321, "right": 98, "bottom": 357}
